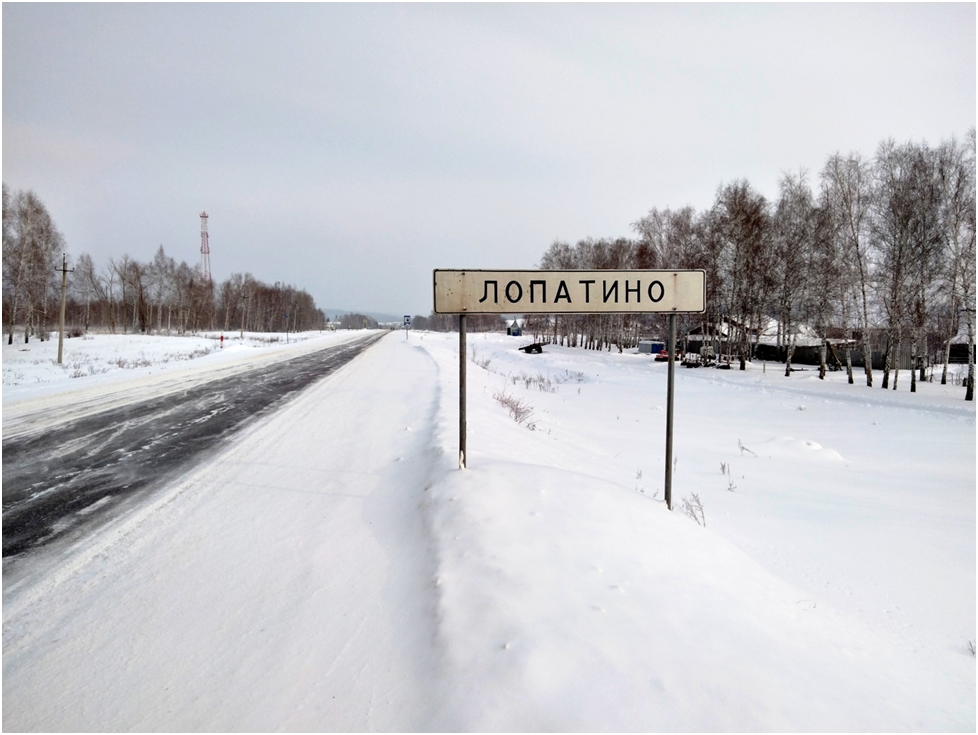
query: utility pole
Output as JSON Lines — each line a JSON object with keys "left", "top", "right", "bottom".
{"left": 56, "top": 254, "right": 73, "bottom": 365}
{"left": 240, "top": 294, "right": 249, "bottom": 339}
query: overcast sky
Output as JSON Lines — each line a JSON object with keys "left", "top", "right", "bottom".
{"left": 3, "top": 3, "right": 974, "bottom": 318}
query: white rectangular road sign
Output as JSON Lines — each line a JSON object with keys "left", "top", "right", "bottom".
{"left": 433, "top": 269, "right": 705, "bottom": 315}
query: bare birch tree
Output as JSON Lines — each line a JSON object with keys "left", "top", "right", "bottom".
{"left": 934, "top": 135, "right": 976, "bottom": 388}
{"left": 772, "top": 170, "right": 816, "bottom": 376}
{"left": 2, "top": 188, "right": 64, "bottom": 343}
{"left": 713, "top": 181, "right": 771, "bottom": 368}
{"left": 959, "top": 130, "right": 977, "bottom": 400}
{"left": 822, "top": 152, "right": 875, "bottom": 386}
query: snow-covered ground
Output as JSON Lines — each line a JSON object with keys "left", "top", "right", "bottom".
{"left": 2, "top": 330, "right": 974, "bottom": 731}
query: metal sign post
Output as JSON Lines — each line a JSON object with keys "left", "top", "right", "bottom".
{"left": 459, "top": 314, "right": 467, "bottom": 468}
{"left": 434, "top": 269, "right": 705, "bottom": 505}
{"left": 664, "top": 313, "right": 677, "bottom": 510}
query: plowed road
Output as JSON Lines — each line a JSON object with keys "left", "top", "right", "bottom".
{"left": 2, "top": 333, "right": 385, "bottom": 560}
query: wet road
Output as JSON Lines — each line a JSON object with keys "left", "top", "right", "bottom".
{"left": 2, "top": 333, "right": 386, "bottom": 560}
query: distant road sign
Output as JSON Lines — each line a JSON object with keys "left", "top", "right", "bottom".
{"left": 403, "top": 315, "right": 411, "bottom": 326}
{"left": 434, "top": 269, "right": 705, "bottom": 315}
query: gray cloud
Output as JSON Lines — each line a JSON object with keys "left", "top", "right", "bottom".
{"left": 4, "top": 3, "right": 974, "bottom": 316}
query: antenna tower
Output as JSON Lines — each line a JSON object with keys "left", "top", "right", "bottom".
{"left": 199, "top": 210, "right": 211, "bottom": 283}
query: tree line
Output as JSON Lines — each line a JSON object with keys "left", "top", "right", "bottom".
{"left": 412, "top": 313, "right": 504, "bottom": 332}
{"left": 518, "top": 133, "right": 974, "bottom": 399}
{"left": 3, "top": 183, "right": 328, "bottom": 342}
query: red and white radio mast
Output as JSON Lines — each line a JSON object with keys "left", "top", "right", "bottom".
{"left": 199, "top": 210, "right": 211, "bottom": 283}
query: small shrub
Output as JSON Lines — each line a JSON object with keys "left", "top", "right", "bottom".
{"left": 492, "top": 390, "right": 536, "bottom": 428}
{"left": 510, "top": 371, "right": 556, "bottom": 393}
{"left": 470, "top": 346, "right": 493, "bottom": 370}
{"left": 720, "top": 462, "right": 736, "bottom": 491}
{"left": 680, "top": 493, "right": 706, "bottom": 526}
{"left": 112, "top": 355, "right": 152, "bottom": 369}
{"left": 553, "top": 369, "right": 584, "bottom": 384}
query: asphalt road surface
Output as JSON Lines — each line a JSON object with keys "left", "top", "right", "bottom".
{"left": 2, "top": 332, "right": 386, "bottom": 562}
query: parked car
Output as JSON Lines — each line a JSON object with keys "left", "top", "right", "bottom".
{"left": 654, "top": 350, "right": 682, "bottom": 362}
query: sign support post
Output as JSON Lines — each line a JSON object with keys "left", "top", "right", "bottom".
{"left": 459, "top": 313, "right": 467, "bottom": 468}
{"left": 664, "top": 313, "right": 677, "bottom": 510}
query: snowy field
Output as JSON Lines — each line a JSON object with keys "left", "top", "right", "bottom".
{"left": 2, "top": 329, "right": 336, "bottom": 396}
{"left": 2, "top": 329, "right": 974, "bottom": 731}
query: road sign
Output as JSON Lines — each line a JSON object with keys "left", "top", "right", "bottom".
{"left": 403, "top": 315, "right": 411, "bottom": 326}
{"left": 435, "top": 267, "right": 701, "bottom": 507}
{"left": 433, "top": 269, "right": 705, "bottom": 315}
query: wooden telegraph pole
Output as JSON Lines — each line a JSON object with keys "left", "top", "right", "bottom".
{"left": 240, "top": 295, "right": 249, "bottom": 339}
{"left": 56, "top": 254, "right": 73, "bottom": 365}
